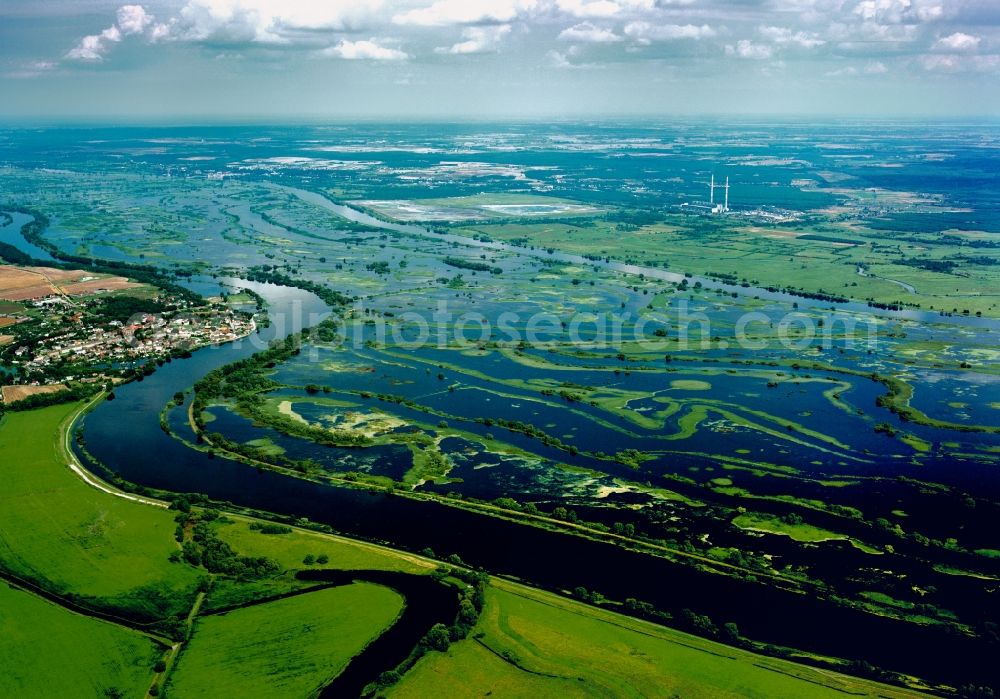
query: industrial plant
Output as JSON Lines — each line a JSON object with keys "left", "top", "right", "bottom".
{"left": 678, "top": 173, "right": 731, "bottom": 215}
{"left": 709, "top": 174, "right": 730, "bottom": 214}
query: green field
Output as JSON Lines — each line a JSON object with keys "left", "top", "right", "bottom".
{"left": 389, "top": 582, "right": 919, "bottom": 698}
{"left": 204, "top": 518, "right": 434, "bottom": 609}
{"left": 215, "top": 519, "right": 430, "bottom": 575}
{"left": 0, "top": 582, "right": 162, "bottom": 699}
{"left": 0, "top": 403, "right": 202, "bottom": 618}
{"left": 454, "top": 217, "right": 1000, "bottom": 317}
{"left": 168, "top": 583, "right": 403, "bottom": 699}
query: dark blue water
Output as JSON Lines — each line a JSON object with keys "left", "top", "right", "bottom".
{"left": 69, "top": 280, "right": 999, "bottom": 689}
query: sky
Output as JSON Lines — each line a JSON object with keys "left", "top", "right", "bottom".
{"left": 1, "top": 0, "right": 998, "bottom": 120}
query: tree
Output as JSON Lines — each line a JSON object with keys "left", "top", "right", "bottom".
{"left": 458, "top": 599, "right": 478, "bottom": 626}
{"left": 316, "top": 554, "right": 329, "bottom": 565}
{"left": 376, "top": 670, "right": 401, "bottom": 689}
{"left": 169, "top": 496, "right": 191, "bottom": 513}
{"left": 423, "top": 623, "right": 451, "bottom": 652}
{"left": 302, "top": 554, "right": 315, "bottom": 566}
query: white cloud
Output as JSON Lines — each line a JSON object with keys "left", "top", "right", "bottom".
{"left": 149, "top": 22, "right": 173, "bottom": 42}
{"left": 758, "top": 25, "right": 825, "bottom": 48}
{"left": 826, "top": 65, "right": 858, "bottom": 76}
{"left": 322, "top": 39, "right": 408, "bottom": 60}
{"left": 49, "top": 0, "right": 993, "bottom": 84}
{"left": 919, "top": 53, "right": 960, "bottom": 71}
{"left": 66, "top": 24, "right": 123, "bottom": 61}
{"left": 853, "top": 0, "right": 945, "bottom": 25}
{"left": 825, "top": 60, "right": 889, "bottom": 77}
{"left": 548, "top": 49, "right": 575, "bottom": 68}
{"left": 437, "top": 24, "right": 512, "bottom": 53}
{"left": 5, "top": 61, "right": 59, "bottom": 80}
{"left": 547, "top": 45, "right": 600, "bottom": 69}
{"left": 725, "top": 40, "right": 773, "bottom": 60}
{"left": 558, "top": 22, "right": 621, "bottom": 43}
{"left": 919, "top": 52, "right": 999, "bottom": 73}
{"left": 556, "top": 0, "right": 656, "bottom": 19}
{"left": 65, "top": 4, "right": 163, "bottom": 62}
{"left": 623, "top": 22, "right": 715, "bottom": 44}
{"left": 934, "top": 32, "right": 980, "bottom": 52}
{"left": 174, "top": 0, "right": 385, "bottom": 43}
{"left": 831, "top": 20, "right": 918, "bottom": 44}
{"left": 394, "top": 0, "right": 536, "bottom": 27}
{"left": 117, "top": 5, "right": 153, "bottom": 35}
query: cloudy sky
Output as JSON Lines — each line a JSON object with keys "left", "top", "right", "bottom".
{"left": 1, "top": 0, "right": 997, "bottom": 119}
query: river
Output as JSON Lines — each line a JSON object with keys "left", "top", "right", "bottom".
{"left": 2, "top": 208, "right": 998, "bottom": 688}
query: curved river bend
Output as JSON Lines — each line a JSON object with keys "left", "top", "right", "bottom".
{"left": 74, "top": 282, "right": 997, "bottom": 690}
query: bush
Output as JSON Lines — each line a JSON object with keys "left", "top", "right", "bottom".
{"left": 423, "top": 623, "right": 451, "bottom": 652}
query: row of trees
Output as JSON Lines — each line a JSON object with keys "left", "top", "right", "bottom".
{"left": 169, "top": 505, "right": 280, "bottom": 581}
{"left": 370, "top": 565, "right": 488, "bottom": 694}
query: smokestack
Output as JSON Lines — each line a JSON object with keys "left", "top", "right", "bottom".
{"left": 710, "top": 174, "right": 715, "bottom": 205}
{"left": 724, "top": 176, "right": 729, "bottom": 212}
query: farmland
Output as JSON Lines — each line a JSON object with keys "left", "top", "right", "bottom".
{"left": 2, "top": 382, "right": 69, "bottom": 404}
{"left": 0, "top": 264, "right": 140, "bottom": 301}
{"left": 450, "top": 215, "right": 1000, "bottom": 318}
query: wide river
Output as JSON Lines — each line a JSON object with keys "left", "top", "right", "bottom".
{"left": 2, "top": 207, "right": 997, "bottom": 688}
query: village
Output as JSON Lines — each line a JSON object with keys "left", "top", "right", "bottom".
{"left": 7, "top": 303, "right": 255, "bottom": 371}
{"left": 0, "top": 263, "right": 256, "bottom": 403}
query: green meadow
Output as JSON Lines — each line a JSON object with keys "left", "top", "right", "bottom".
{"left": 454, "top": 217, "right": 1000, "bottom": 317}
{"left": 0, "top": 403, "right": 202, "bottom": 619}
{"left": 0, "top": 582, "right": 162, "bottom": 699}
{"left": 389, "top": 582, "right": 921, "bottom": 699}
{"left": 168, "top": 584, "right": 403, "bottom": 699}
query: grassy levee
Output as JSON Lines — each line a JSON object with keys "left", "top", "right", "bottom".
{"left": 0, "top": 581, "right": 163, "bottom": 699}
{"left": 388, "top": 581, "right": 924, "bottom": 699}
{"left": 167, "top": 583, "right": 404, "bottom": 699}
{"left": 0, "top": 402, "right": 203, "bottom": 620}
